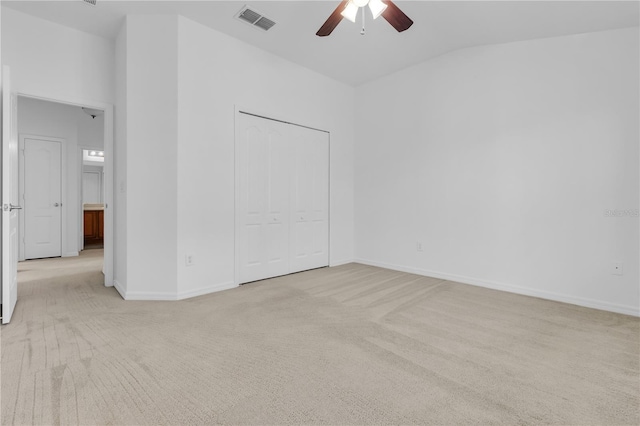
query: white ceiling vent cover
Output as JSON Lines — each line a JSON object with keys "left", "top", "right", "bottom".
{"left": 235, "top": 5, "right": 276, "bottom": 31}
{"left": 82, "top": 0, "right": 97, "bottom": 6}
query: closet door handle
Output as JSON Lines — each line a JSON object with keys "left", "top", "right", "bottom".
{"left": 54, "top": 203, "right": 60, "bottom": 207}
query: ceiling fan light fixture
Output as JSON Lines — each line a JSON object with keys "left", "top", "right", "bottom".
{"left": 368, "top": 0, "right": 387, "bottom": 19}
{"left": 340, "top": 1, "right": 359, "bottom": 23}
{"left": 316, "top": 0, "right": 412, "bottom": 37}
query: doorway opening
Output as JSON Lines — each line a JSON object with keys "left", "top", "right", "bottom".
{"left": 81, "top": 149, "right": 105, "bottom": 250}
{"left": 16, "top": 96, "right": 108, "bottom": 287}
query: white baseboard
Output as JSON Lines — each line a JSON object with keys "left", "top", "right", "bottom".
{"left": 120, "top": 290, "right": 178, "bottom": 301}
{"left": 63, "top": 251, "right": 79, "bottom": 258}
{"left": 354, "top": 258, "right": 640, "bottom": 317}
{"left": 113, "top": 280, "right": 126, "bottom": 299}
{"left": 330, "top": 259, "right": 354, "bottom": 267}
{"left": 115, "top": 281, "right": 237, "bottom": 301}
{"left": 177, "top": 281, "right": 237, "bottom": 300}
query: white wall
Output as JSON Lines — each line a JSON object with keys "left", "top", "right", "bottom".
{"left": 120, "top": 15, "right": 179, "bottom": 298}
{"left": 114, "top": 22, "right": 128, "bottom": 293}
{"left": 83, "top": 164, "right": 104, "bottom": 204}
{"left": 1, "top": 4, "right": 4, "bottom": 305}
{"left": 175, "top": 16, "right": 355, "bottom": 298}
{"left": 114, "top": 15, "right": 355, "bottom": 300}
{"left": 355, "top": 27, "right": 640, "bottom": 316}
{"left": 18, "top": 97, "right": 104, "bottom": 257}
{"left": 78, "top": 117, "right": 105, "bottom": 150}
{"left": 1, "top": 7, "right": 115, "bottom": 104}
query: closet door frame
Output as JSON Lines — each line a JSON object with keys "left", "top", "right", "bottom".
{"left": 234, "top": 106, "right": 330, "bottom": 286}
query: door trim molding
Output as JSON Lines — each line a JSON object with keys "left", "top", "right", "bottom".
{"left": 16, "top": 91, "right": 115, "bottom": 287}
{"left": 18, "top": 134, "right": 65, "bottom": 261}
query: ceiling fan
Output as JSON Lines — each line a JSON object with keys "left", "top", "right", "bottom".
{"left": 316, "top": 0, "right": 413, "bottom": 37}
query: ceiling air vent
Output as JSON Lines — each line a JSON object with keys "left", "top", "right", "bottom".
{"left": 82, "top": 0, "right": 97, "bottom": 6}
{"left": 236, "top": 5, "right": 276, "bottom": 32}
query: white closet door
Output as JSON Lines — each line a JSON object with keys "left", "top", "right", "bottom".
{"left": 289, "top": 125, "right": 329, "bottom": 273}
{"left": 238, "top": 114, "right": 290, "bottom": 284}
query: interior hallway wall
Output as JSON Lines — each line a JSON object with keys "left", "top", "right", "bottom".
{"left": 355, "top": 27, "right": 640, "bottom": 315}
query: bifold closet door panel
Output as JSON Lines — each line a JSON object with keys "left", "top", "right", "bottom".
{"left": 289, "top": 125, "right": 329, "bottom": 274}
{"left": 237, "top": 115, "right": 290, "bottom": 284}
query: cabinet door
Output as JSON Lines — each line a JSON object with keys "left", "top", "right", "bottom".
{"left": 97, "top": 210, "right": 104, "bottom": 238}
{"left": 84, "top": 211, "right": 96, "bottom": 239}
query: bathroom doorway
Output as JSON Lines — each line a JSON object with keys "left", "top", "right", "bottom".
{"left": 81, "top": 148, "right": 105, "bottom": 251}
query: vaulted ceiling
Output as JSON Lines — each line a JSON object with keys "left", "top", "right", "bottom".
{"left": 4, "top": 1, "right": 639, "bottom": 86}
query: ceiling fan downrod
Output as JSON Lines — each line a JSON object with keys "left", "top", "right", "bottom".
{"left": 361, "top": 7, "right": 365, "bottom": 35}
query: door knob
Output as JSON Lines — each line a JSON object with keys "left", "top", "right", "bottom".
{"left": 3, "top": 204, "right": 22, "bottom": 212}
{"left": 54, "top": 203, "right": 60, "bottom": 207}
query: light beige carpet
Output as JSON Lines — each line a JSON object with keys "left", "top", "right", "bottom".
{"left": 1, "top": 252, "right": 639, "bottom": 425}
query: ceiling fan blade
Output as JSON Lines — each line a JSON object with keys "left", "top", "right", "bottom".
{"left": 381, "top": 0, "right": 414, "bottom": 33}
{"left": 316, "top": 0, "right": 349, "bottom": 37}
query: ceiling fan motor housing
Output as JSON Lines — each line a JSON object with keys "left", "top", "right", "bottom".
{"left": 317, "top": 0, "right": 413, "bottom": 37}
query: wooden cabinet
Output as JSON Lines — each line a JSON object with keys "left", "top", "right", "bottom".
{"left": 98, "top": 210, "right": 104, "bottom": 239}
{"left": 84, "top": 210, "right": 104, "bottom": 246}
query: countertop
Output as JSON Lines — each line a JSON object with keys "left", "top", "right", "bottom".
{"left": 84, "top": 203, "right": 104, "bottom": 211}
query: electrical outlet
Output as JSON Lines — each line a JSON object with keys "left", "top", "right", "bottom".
{"left": 612, "top": 262, "right": 623, "bottom": 276}
{"left": 185, "top": 254, "right": 195, "bottom": 267}
{"left": 416, "top": 242, "right": 423, "bottom": 252}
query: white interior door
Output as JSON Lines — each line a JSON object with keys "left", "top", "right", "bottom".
{"left": 24, "top": 137, "right": 62, "bottom": 259}
{"left": 289, "top": 125, "right": 329, "bottom": 273}
{"left": 2, "top": 66, "right": 19, "bottom": 324}
{"left": 238, "top": 114, "right": 290, "bottom": 284}
{"left": 236, "top": 112, "right": 329, "bottom": 285}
